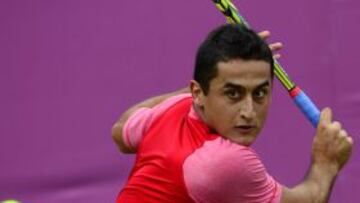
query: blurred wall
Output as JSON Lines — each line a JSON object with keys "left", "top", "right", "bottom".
{"left": 0, "top": 0, "right": 359, "bottom": 202}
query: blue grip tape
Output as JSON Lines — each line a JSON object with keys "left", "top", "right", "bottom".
{"left": 293, "top": 91, "right": 320, "bottom": 128}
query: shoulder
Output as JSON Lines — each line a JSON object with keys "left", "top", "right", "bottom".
{"left": 125, "top": 93, "right": 192, "bottom": 131}
{"left": 153, "top": 93, "right": 192, "bottom": 112}
{"left": 183, "top": 137, "right": 263, "bottom": 185}
{"left": 121, "top": 93, "right": 192, "bottom": 150}
{"left": 183, "top": 137, "right": 280, "bottom": 203}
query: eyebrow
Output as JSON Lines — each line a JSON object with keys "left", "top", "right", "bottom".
{"left": 223, "top": 80, "right": 270, "bottom": 90}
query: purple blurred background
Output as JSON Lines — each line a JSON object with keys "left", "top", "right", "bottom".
{"left": 0, "top": 0, "right": 359, "bottom": 202}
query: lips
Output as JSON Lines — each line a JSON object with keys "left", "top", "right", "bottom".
{"left": 234, "top": 125, "right": 256, "bottom": 134}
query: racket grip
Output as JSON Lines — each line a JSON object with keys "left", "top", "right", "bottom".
{"left": 290, "top": 87, "right": 320, "bottom": 128}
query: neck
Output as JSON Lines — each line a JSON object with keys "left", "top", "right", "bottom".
{"left": 192, "top": 103, "right": 218, "bottom": 134}
{"left": 192, "top": 103, "right": 205, "bottom": 120}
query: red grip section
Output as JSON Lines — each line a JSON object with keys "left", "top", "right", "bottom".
{"left": 289, "top": 86, "right": 301, "bottom": 98}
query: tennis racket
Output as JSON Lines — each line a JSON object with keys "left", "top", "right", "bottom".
{"left": 212, "top": 0, "right": 320, "bottom": 128}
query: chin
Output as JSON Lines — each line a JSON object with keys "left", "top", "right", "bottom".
{"left": 228, "top": 136, "right": 255, "bottom": 146}
{"left": 238, "top": 140, "right": 253, "bottom": 146}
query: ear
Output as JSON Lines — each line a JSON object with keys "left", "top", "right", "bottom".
{"left": 190, "top": 80, "right": 205, "bottom": 107}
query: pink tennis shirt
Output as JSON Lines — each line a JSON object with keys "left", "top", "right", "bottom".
{"left": 116, "top": 94, "right": 282, "bottom": 203}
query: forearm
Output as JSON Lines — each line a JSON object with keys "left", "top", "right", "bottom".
{"left": 112, "top": 87, "right": 189, "bottom": 153}
{"left": 281, "top": 108, "right": 353, "bottom": 203}
{"left": 282, "top": 163, "right": 338, "bottom": 203}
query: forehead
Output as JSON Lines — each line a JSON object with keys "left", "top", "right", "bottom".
{"left": 211, "top": 59, "right": 272, "bottom": 88}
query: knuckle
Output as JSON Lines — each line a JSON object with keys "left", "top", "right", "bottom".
{"left": 329, "top": 121, "right": 341, "bottom": 132}
{"left": 346, "top": 136, "right": 354, "bottom": 145}
{"left": 332, "top": 121, "right": 342, "bottom": 129}
{"left": 339, "top": 129, "right": 347, "bottom": 137}
{"left": 318, "top": 122, "right": 328, "bottom": 131}
{"left": 334, "top": 130, "right": 346, "bottom": 141}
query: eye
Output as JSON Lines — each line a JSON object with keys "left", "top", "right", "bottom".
{"left": 253, "top": 88, "right": 268, "bottom": 99}
{"left": 225, "top": 90, "right": 241, "bottom": 100}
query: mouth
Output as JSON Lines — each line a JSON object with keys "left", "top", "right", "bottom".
{"left": 234, "top": 125, "right": 256, "bottom": 134}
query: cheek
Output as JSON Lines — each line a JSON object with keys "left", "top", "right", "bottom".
{"left": 205, "top": 97, "right": 237, "bottom": 123}
{"left": 205, "top": 96, "right": 227, "bottom": 114}
{"left": 256, "top": 102, "right": 270, "bottom": 122}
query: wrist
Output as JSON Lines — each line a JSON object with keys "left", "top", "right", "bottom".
{"left": 309, "top": 161, "right": 338, "bottom": 183}
{"left": 300, "top": 162, "right": 338, "bottom": 203}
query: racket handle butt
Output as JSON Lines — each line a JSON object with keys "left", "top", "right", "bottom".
{"left": 290, "top": 87, "right": 320, "bottom": 128}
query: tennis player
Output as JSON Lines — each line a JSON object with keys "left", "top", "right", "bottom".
{"left": 112, "top": 24, "right": 353, "bottom": 203}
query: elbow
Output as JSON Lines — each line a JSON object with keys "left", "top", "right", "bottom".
{"left": 111, "top": 122, "right": 121, "bottom": 139}
{"left": 111, "top": 123, "right": 134, "bottom": 154}
{"left": 111, "top": 123, "right": 122, "bottom": 145}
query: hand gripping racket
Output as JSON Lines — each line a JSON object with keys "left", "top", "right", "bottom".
{"left": 212, "top": 0, "right": 320, "bottom": 128}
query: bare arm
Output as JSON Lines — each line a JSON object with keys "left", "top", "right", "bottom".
{"left": 111, "top": 87, "right": 189, "bottom": 153}
{"left": 281, "top": 164, "right": 337, "bottom": 203}
{"left": 281, "top": 108, "right": 353, "bottom": 203}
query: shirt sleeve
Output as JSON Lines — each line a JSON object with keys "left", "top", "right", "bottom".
{"left": 183, "top": 137, "right": 282, "bottom": 203}
{"left": 122, "top": 93, "right": 191, "bottom": 150}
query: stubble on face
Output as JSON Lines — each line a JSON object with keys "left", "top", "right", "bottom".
{"left": 197, "top": 59, "right": 272, "bottom": 146}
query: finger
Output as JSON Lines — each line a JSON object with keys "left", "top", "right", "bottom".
{"left": 331, "top": 121, "right": 342, "bottom": 132}
{"left": 269, "top": 42, "right": 283, "bottom": 52}
{"left": 337, "top": 129, "right": 347, "bottom": 142}
{"left": 320, "top": 107, "right": 332, "bottom": 127}
{"left": 273, "top": 53, "right": 281, "bottom": 59}
{"left": 339, "top": 130, "right": 353, "bottom": 151}
{"left": 346, "top": 136, "right": 354, "bottom": 145}
{"left": 258, "top": 30, "right": 270, "bottom": 40}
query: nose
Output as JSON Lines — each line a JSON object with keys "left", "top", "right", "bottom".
{"left": 239, "top": 96, "right": 256, "bottom": 121}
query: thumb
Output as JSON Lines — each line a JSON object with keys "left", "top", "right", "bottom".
{"left": 319, "top": 107, "right": 332, "bottom": 127}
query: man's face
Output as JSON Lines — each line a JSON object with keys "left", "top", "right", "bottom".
{"left": 191, "top": 59, "right": 272, "bottom": 146}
